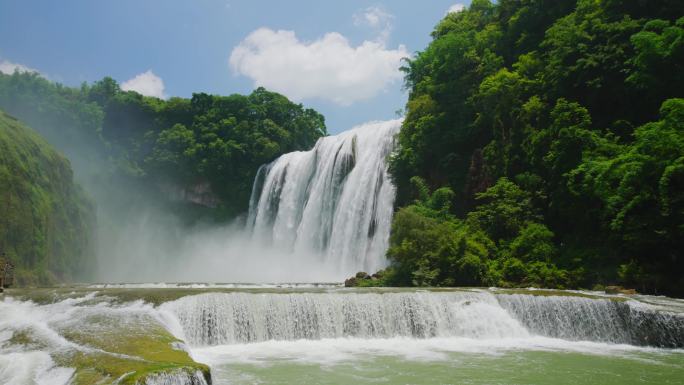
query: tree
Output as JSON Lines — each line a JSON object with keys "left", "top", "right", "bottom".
{"left": 568, "top": 99, "right": 684, "bottom": 293}
{"left": 466, "top": 178, "right": 538, "bottom": 241}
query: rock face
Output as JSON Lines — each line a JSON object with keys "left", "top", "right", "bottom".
{"left": 0, "top": 256, "right": 14, "bottom": 289}
{"left": 138, "top": 368, "right": 211, "bottom": 385}
{"left": 0, "top": 110, "right": 95, "bottom": 285}
{"left": 345, "top": 271, "right": 385, "bottom": 287}
{"left": 345, "top": 272, "right": 371, "bottom": 287}
{"left": 160, "top": 180, "right": 221, "bottom": 208}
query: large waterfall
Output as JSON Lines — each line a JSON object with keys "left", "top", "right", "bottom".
{"left": 161, "top": 291, "right": 684, "bottom": 348}
{"left": 247, "top": 119, "right": 401, "bottom": 275}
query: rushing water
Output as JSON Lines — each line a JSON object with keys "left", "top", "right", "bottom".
{"left": 161, "top": 290, "right": 684, "bottom": 348}
{"left": 3, "top": 287, "right": 682, "bottom": 385}
{"left": 247, "top": 119, "right": 400, "bottom": 275}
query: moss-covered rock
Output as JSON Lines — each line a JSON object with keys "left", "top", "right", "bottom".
{"left": 54, "top": 312, "right": 210, "bottom": 384}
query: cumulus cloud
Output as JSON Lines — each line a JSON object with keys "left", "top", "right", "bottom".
{"left": 446, "top": 3, "right": 466, "bottom": 14}
{"left": 121, "top": 70, "right": 167, "bottom": 99}
{"left": 0, "top": 59, "right": 39, "bottom": 75}
{"left": 353, "top": 6, "right": 394, "bottom": 42}
{"left": 229, "top": 28, "right": 409, "bottom": 106}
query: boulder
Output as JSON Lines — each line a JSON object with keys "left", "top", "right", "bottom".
{"left": 605, "top": 286, "right": 622, "bottom": 294}
{"left": 605, "top": 286, "right": 637, "bottom": 295}
{"left": 355, "top": 272, "right": 370, "bottom": 279}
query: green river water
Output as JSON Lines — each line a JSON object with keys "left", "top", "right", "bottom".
{"left": 193, "top": 337, "right": 684, "bottom": 385}
{"left": 206, "top": 350, "right": 684, "bottom": 385}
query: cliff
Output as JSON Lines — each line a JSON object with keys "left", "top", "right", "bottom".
{"left": 0, "top": 110, "right": 95, "bottom": 285}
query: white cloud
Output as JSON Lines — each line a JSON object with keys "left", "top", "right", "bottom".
{"left": 0, "top": 59, "right": 39, "bottom": 75}
{"left": 446, "top": 3, "right": 466, "bottom": 14}
{"left": 121, "top": 70, "right": 167, "bottom": 99}
{"left": 229, "top": 28, "right": 409, "bottom": 106}
{"left": 353, "top": 6, "right": 394, "bottom": 43}
{"left": 354, "top": 6, "right": 392, "bottom": 28}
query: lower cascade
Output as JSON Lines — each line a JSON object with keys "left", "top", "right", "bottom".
{"left": 2, "top": 289, "right": 683, "bottom": 385}
{"left": 161, "top": 291, "right": 684, "bottom": 348}
{"left": 247, "top": 119, "right": 401, "bottom": 275}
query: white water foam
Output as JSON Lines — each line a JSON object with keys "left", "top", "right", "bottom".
{"left": 0, "top": 351, "right": 74, "bottom": 385}
{"left": 190, "top": 336, "right": 681, "bottom": 368}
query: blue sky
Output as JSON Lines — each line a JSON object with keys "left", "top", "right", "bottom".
{"left": 0, "top": 0, "right": 469, "bottom": 133}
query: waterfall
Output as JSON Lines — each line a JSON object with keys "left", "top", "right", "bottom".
{"left": 161, "top": 291, "right": 684, "bottom": 348}
{"left": 247, "top": 119, "right": 401, "bottom": 275}
{"left": 497, "top": 294, "right": 684, "bottom": 347}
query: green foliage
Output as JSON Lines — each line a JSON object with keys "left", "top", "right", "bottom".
{"left": 387, "top": 179, "right": 566, "bottom": 288}
{"left": 568, "top": 99, "right": 684, "bottom": 293}
{"left": 143, "top": 88, "right": 326, "bottom": 215}
{"left": 388, "top": 0, "right": 684, "bottom": 295}
{"left": 466, "top": 178, "right": 539, "bottom": 241}
{"left": 508, "top": 222, "right": 556, "bottom": 262}
{"left": 0, "top": 72, "right": 327, "bottom": 219}
{"left": 0, "top": 111, "right": 94, "bottom": 285}
{"left": 627, "top": 17, "right": 684, "bottom": 102}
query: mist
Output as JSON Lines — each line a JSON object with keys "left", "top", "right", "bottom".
{"left": 68, "top": 149, "right": 341, "bottom": 284}
{"left": 94, "top": 212, "right": 345, "bottom": 283}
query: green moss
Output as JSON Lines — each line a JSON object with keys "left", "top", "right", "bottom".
{"left": 4, "top": 329, "right": 48, "bottom": 349}
{"left": 59, "top": 351, "right": 209, "bottom": 385}
{"left": 55, "top": 314, "right": 209, "bottom": 384}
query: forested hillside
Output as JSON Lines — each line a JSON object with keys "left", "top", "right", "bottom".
{"left": 0, "top": 111, "right": 94, "bottom": 285}
{"left": 383, "top": 0, "right": 684, "bottom": 295}
{"left": 0, "top": 73, "right": 326, "bottom": 220}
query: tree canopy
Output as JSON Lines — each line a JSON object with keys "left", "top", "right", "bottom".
{"left": 386, "top": 0, "right": 684, "bottom": 295}
{"left": 0, "top": 72, "right": 327, "bottom": 219}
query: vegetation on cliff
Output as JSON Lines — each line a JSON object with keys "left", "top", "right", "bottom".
{"left": 0, "top": 111, "right": 94, "bottom": 285}
{"left": 386, "top": 0, "right": 684, "bottom": 295}
{"left": 0, "top": 72, "right": 326, "bottom": 219}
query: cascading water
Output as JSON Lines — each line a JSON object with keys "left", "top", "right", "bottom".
{"left": 161, "top": 291, "right": 527, "bottom": 346}
{"left": 2, "top": 289, "right": 684, "bottom": 385}
{"left": 247, "top": 119, "right": 401, "bottom": 276}
{"left": 161, "top": 291, "right": 684, "bottom": 348}
{"left": 498, "top": 294, "right": 684, "bottom": 347}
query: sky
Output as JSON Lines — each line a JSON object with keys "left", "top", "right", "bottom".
{"left": 0, "top": 0, "right": 470, "bottom": 133}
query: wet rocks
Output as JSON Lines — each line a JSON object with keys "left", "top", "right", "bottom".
{"left": 605, "top": 286, "right": 637, "bottom": 295}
